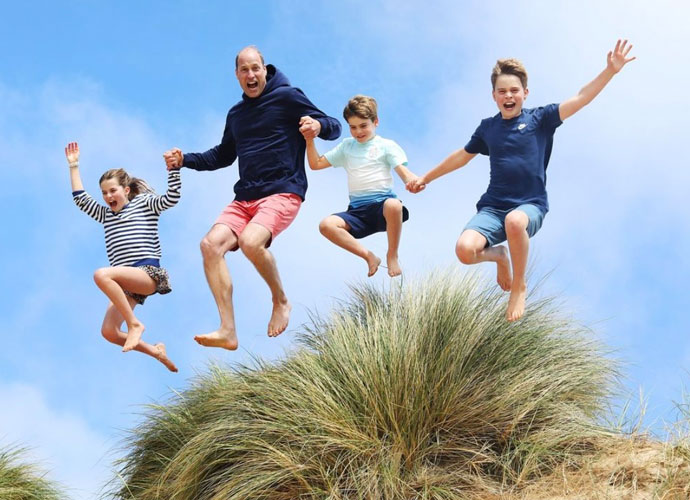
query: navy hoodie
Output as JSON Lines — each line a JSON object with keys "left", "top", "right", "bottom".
{"left": 182, "top": 65, "right": 341, "bottom": 201}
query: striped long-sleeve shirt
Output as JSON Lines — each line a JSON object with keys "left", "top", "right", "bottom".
{"left": 73, "top": 170, "right": 181, "bottom": 267}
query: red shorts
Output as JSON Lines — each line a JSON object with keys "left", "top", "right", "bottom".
{"left": 215, "top": 193, "right": 302, "bottom": 248}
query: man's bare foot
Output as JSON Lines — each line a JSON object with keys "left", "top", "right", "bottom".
{"left": 387, "top": 253, "right": 402, "bottom": 277}
{"left": 154, "top": 343, "right": 178, "bottom": 372}
{"left": 365, "top": 252, "right": 381, "bottom": 277}
{"left": 506, "top": 283, "right": 527, "bottom": 322}
{"left": 495, "top": 246, "right": 512, "bottom": 292}
{"left": 268, "top": 301, "right": 291, "bottom": 337}
{"left": 123, "top": 323, "right": 145, "bottom": 352}
{"left": 194, "top": 329, "right": 238, "bottom": 350}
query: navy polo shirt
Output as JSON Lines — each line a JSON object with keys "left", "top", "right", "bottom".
{"left": 464, "top": 104, "right": 562, "bottom": 214}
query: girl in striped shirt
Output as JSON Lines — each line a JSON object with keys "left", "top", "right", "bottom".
{"left": 65, "top": 141, "right": 180, "bottom": 372}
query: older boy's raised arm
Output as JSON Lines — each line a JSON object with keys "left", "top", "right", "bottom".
{"left": 302, "top": 131, "right": 332, "bottom": 170}
{"left": 406, "top": 148, "right": 476, "bottom": 193}
{"left": 559, "top": 39, "right": 635, "bottom": 122}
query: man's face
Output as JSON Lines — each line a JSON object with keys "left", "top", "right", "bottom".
{"left": 235, "top": 50, "right": 267, "bottom": 98}
{"left": 492, "top": 74, "right": 528, "bottom": 119}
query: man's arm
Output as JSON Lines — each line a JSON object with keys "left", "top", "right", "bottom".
{"left": 406, "top": 148, "right": 476, "bottom": 193}
{"left": 304, "top": 136, "right": 332, "bottom": 170}
{"left": 559, "top": 39, "right": 635, "bottom": 122}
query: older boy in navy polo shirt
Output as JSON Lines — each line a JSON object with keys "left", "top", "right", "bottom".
{"left": 408, "top": 40, "right": 635, "bottom": 321}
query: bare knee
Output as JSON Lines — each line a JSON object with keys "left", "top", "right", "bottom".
{"left": 238, "top": 234, "right": 264, "bottom": 261}
{"left": 455, "top": 240, "right": 477, "bottom": 265}
{"left": 200, "top": 235, "right": 225, "bottom": 261}
{"left": 101, "top": 324, "right": 119, "bottom": 344}
{"left": 383, "top": 199, "right": 403, "bottom": 219}
{"left": 93, "top": 267, "right": 110, "bottom": 286}
{"left": 319, "top": 218, "right": 336, "bottom": 237}
{"left": 505, "top": 211, "right": 528, "bottom": 237}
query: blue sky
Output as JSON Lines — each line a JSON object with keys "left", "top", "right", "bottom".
{"left": 1, "top": 1, "right": 688, "bottom": 497}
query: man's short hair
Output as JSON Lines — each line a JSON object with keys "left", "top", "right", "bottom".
{"left": 491, "top": 58, "right": 528, "bottom": 89}
{"left": 343, "top": 95, "right": 378, "bottom": 121}
{"left": 235, "top": 45, "right": 265, "bottom": 70}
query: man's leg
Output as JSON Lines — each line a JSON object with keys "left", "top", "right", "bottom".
{"left": 382, "top": 199, "right": 403, "bottom": 277}
{"left": 195, "top": 224, "right": 240, "bottom": 350}
{"left": 456, "top": 230, "right": 512, "bottom": 292}
{"left": 237, "top": 223, "right": 291, "bottom": 337}
{"left": 319, "top": 215, "right": 380, "bottom": 277}
{"left": 504, "top": 210, "right": 530, "bottom": 322}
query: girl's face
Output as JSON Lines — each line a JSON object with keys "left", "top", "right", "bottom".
{"left": 100, "top": 179, "right": 130, "bottom": 213}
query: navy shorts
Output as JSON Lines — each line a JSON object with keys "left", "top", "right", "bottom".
{"left": 464, "top": 204, "right": 545, "bottom": 247}
{"left": 334, "top": 198, "right": 410, "bottom": 239}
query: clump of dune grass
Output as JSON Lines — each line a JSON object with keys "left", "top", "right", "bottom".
{"left": 112, "top": 271, "right": 618, "bottom": 499}
{"left": 0, "top": 446, "right": 64, "bottom": 500}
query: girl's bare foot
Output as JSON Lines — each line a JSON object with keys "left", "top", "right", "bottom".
{"left": 194, "top": 329, "right": 239, "bottom": 350}
{"left": 495, "top": 246, "right": 512, "bottom": 292}
{"left": 365, "top": 252, "right": 381, "bottom": 277}
{"left": 154, "top": 343, "right": 178, "bottom": 372}
{"left": 123, "top": 323, "right": 145, "bottom": 352}
{"left": 386, "top": 253, "right": 402, "bottom": 277}
{"left": 506, "top": 283, "right": 527, "bottom": 322}
{"left": 268, "top": 301, "right": 291, "bottom": 337}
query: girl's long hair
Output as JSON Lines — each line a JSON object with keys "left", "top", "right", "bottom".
{"left": 99, "top": 168, "right": 155, "bottom": 200}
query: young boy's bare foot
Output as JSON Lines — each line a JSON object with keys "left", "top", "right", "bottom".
{"left": 495, "top": 246, "right": 512, "bottom": 292}
{"left": 506, "top": 283, "right": 527, "bottom": 322}
{"left": 365, "top": 252, "right": 381, "bottom": 277}
{"left": 268, "top": 301, "right": 291, "bottom": 337}
{"left": 154, "top": 343, "right": 178, "bottom": 372}
{"left": 194, "top": 329, "right": 239, "bottom": 350}
{"left": 386, "top": 253, "right": 402, "bottom": 277}
{"left": 123, "top": 323, "right": 145, "bottom": 352}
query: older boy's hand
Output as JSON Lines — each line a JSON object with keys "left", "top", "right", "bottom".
{"left": 299, "top": 116, "right": 321, "bottom": 140}
{"left": 406, "top": 177, "right": 426, "bottom": 194}
{"left": 607, "top": 39, "right": 635, "bottom": 74}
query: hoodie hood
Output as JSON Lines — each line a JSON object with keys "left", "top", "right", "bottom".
{"left": 241, "top": 64, "right": 290, "bottom": 102}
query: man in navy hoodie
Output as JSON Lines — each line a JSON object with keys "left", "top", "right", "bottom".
{"left": 164, "top": 46, "right": 341, "bottom": 350}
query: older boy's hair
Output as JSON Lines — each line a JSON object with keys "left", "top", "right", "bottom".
{"left": 491, "top": 58, "right": 528, "bottom": 89}
{"left": 343, "top": 95, "right": 378, "bottom": 121}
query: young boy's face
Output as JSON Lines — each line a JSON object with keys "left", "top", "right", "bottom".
{"left": 492, "top": 74, "right": 529, "bottom": 119}
{"left": 347, "top": 116, "right": 378, "bottom": 143}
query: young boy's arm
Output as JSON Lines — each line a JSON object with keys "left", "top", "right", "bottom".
{"left": 406, "top": 148, "right": 476, "bottom": 193}
{"left": 393, "top": 165, "right": 419, "bottom": 185}
{"left": 559, "top": 39, "right": 635, "bottom": 122}
{"left": 304, "top": 137, "right": 332, "bottom": 170}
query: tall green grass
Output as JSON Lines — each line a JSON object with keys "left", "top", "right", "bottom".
{"left": 112, "top": 271, "right": 617, "bottom": 499}
{"left": 0, "top": 446, "right": 64, "bottom": 500}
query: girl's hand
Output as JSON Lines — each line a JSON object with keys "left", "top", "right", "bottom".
{"left": 607, "top": 39, "right": 635, "bottom": 74}
{"left": 65, "top": 142, "right": 80, "bottom": 166}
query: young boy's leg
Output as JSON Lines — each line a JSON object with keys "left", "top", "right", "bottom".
{"left": 101, "top": 299, "right": 178, "bottom": 372}
{"left": 93, "top": 266, "right": 157, "bottom": 352}
{"left": 456, "top": 209, "right": 512, "bottom": 291}
{"left": 382, "top": 199, "right": 404, "bottom": 277}
{"left": 319, "top": 215, "right": 381, "bottom": 277}
{"left": 504, "top": 204, "right": 544, "bottom": 322}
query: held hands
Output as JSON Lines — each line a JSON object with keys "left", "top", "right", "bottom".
{"left": 607, "top": 39, "right": 635, "bottom": 74}
{"left": 299, "top": 116, "right": 321, "bottom": 141}
{"left": 163, "top": 148, "right": 184, "bottom": 171}
{"left": 406, "top": 176, "right": 427, "bottom": 194}
{"left": 65, "top": 142, "right": 80, "bottom": 167}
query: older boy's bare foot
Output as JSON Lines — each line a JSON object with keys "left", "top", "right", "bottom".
{"left": 123, "top": 323, "right": 145, "bottom": 352}
{"left": 506, "top": 284, "right": 527, "bottom": 322}
{"left": 268, "top": 301, "right": 291, "bottom": 337}
{"left": 154, "top": 343, "right": 178, "bottom": 372}
{"left": 496, "top": 246, "right": 512, "bottom": 292}
{"left": 366, "top": 252, "right": 381, "bottom": 277}
{"left": 387, "top": 253, "right": 402, "bottom": 277}
{"left": 194, "top": 329, "right": 238, "bottom": 350}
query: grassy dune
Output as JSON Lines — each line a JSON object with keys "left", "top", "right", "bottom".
{"left": 111, "top": 272, "right": 689, "bottom": 499}
{"left": 0, "top": 447, "right": 64, "bottom": 500}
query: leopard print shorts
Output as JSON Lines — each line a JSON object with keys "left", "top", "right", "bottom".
{"left": 125, "top": 265, "right": 172, "bottom": 305}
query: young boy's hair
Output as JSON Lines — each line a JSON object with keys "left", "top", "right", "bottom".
{"left": 491, "top": 58, "right": 528, "bottom": 90}
{"left": 99, "top": 168, "right": 155, "bottom": 200}
{"left": 343, "top": 95, "right": 378, "bottom": 122}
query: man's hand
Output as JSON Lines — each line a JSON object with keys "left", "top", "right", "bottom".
{"left": 406, "top": 177, "right": 426, "bottom": 194}
{"left": 299, "top": 116, "right": 322, "bottom": 140}
{"left": 607, "top": 39, "right": 635, "bottom": 74}
{"left": 65, "top": 142, "right": 80, "bottom": 166}
{"left": 163, "top": 148, "right": 184, "bottom": 171}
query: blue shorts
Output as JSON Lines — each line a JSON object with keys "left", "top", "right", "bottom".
{"left": 464, "top": 204, "right": 545, "bottom": 247}
{"left": 334, "top": 198, "right": 409, "bottom": 239}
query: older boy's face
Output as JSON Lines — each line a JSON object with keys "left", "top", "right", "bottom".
{"left": 235, "top": 49, "right": 267, "bottom": 98}
{"left": 347, "top": 116, "right": 378, "bottom": 143}
{"left": 493, "top": 74, "right": 528, "bottom": 119}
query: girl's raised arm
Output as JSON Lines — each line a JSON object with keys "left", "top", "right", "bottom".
{"left": 65, "top": 141, "right": 84, "bottom": 192}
